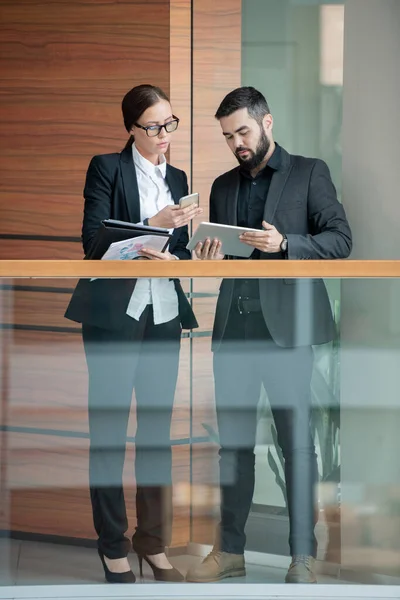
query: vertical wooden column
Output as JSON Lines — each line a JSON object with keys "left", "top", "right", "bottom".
{"left": 192, "top": 0, "right": 242, "bottom": 223}
{"left": 170, "top": 0, "right": 192, "bottom": 180}
{"left": 0, "top": 285, "right": 11, "bottom": 534}
{"left": 190, "top": 0, "right": 242, "bottom": 544}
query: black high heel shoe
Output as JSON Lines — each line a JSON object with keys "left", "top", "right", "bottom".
{"left": 137, "top": 553, "right": 184, "bottom": 582}
{"left": 98, "top": 549, "right": 136, "bottom": 584}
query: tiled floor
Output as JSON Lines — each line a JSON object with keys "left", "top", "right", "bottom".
{"left": 1, "top": 538, "right": 342, "bottom": 587}
{"left": 3, "top": 539, "right": 400, "bottom": 600}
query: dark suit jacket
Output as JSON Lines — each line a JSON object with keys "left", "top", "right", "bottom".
{"left": 65, "top": 147, "right": 198, "bottom": 331}
{"left": 211, "top": 145, "right": 352, "bottom": 350}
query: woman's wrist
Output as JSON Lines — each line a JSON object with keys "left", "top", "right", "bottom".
{"left": 148, "top": 216, "right": 159, "bottom": 228}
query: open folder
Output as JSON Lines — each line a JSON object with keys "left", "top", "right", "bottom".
{"left": 85, "top": 219, "right": 172, "bottom": 260}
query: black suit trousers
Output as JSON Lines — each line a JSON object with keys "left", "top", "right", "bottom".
{"left": 82, "top": 306, "right": 181, "bottom": 559}
{"left": 213, "top": 306, "right": 318, "bottom": 557}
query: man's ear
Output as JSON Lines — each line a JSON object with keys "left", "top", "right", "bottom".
{"left": 263, "top": 113, "right": 273, "bottom": 132}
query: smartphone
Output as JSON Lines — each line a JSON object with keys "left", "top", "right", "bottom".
{"left": 179, "top": 192, "right": 199, "bottom": 209}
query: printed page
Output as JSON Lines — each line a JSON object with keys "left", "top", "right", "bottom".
{"left": 101, "top": 235, "right": 169, "bottom": 260}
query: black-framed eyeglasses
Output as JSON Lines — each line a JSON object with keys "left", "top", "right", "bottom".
{"left": 134, "top": 117, "right": 180, "bottom": 138}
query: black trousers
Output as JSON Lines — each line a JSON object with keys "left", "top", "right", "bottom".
{"left": 213, "top": 306, "right": 318, "bottom": 558}
{"left": 82, "top": 307, "right": 181, "bottom": 559}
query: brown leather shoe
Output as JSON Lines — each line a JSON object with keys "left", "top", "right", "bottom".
{"left": 285, "top": 555, "right": 317, "bottom": 583}
{"left": 186, "top": 550, "right": 246, "bottom": 582}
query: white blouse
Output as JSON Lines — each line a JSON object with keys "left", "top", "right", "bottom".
{"left": 125, "top": 143, "right": 179, "bottom": 325}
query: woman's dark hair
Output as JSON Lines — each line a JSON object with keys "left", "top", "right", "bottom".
{"left": 215, "top": 86, "right": 270, "bottom": 125}
{"left": 122, "top": 84, "right": 170, "bottom": 150}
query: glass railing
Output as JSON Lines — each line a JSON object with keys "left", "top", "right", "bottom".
{"left": 1, "top": 260, "right": 400, "bottom": 599}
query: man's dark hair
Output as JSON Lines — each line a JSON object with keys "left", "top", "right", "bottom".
{"left": 215, "top": 86, "right": 270, "bottom": 124}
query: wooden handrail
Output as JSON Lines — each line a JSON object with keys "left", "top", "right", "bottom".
{"left": 0, "top": 260, "right": 400, "bottom": 278}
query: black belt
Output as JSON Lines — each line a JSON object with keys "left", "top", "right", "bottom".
{"left": 236, "top": 295, "right": 262, "bottom": 315}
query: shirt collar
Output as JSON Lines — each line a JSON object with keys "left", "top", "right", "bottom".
{"left": 239, "top": 142, "right": 282, "bottom": 179}
{"left": 267, "top": 142, "right": 282, "bottom": 171}
{"left": 132, "top": 142, "right": 167, "bottom": 178}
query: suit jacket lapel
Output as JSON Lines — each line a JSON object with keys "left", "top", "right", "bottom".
{"left": 263, "top": 147, "right": 292, "bottom": 224}
{"left": 120, "top": 147, "right": 141, "bottom": 223}
{"left": 226, "top": 168, "right": 240, "bottom": 225}
{"left": 165, "top": 166, "right": 181, "bottom": 205}
{"left": 166, "top": 165, "right": 184, "bottom": 246}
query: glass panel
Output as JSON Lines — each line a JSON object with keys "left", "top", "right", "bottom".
{"left": 2, "top": 276, "right": 400, "bottom": 592}
{"left": 188, "top": 276, "right": 400, "bottom": 588}
{"left": 0, "top": 278, "right": 192, "bottom": 587}
{"left": 242, "top": 0, "right": 344, "bottom": 196}
{"left": 238, "top": 0, "right": 345, "bottom": 559}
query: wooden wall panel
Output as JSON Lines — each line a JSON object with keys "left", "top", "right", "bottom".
{"left": 6, "top": 431, "right": 192, "bottom": 546}
{"left": 1, "top": 290, "right": 217, "bottom": 435}
{"left": 4, "top": 331, "right": 89, "bottom": 432}
{"left": 6, "top": 431, "right": 217, "bottom": 548}
{"left": 190, "top": 0, "right": 242, "bottom": 545}
{"left": 0, "top": 241, "right": 82, "bottom": 260}
{"left": 1, "top": 327, "right": 219, "bottom": 547}
{"left": 190, "top": 0, "right": 242, "bottom": 341}
{"left": 192, "top": 0, "right": 241, "bottom": 227}
{"left": 1, "top": 280, "right": 218, "bottom": 331}
{"left": 1, "top": 279, "right": 77, "bottom": 291}
{"left": 0, "top": 296, "right": 11, "bottom": 531}
{"left": 4, "top": 330, "right": 194, "bottom": 442}
{"left": 170, "top": 0, "right": 191, "bottom": 179}
{"left": 3, "top": 290, "right": 77, "bottom": 329}
{"left": 0, "top": 0, "right": 170, "bottom": 244}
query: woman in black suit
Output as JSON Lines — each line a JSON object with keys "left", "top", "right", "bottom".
{"left": 65, "top": 84, "right": 201, "bottom": 583}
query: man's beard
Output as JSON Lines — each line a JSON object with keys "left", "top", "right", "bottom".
{"left": 235, "top": 127, "right": 271, "bottom": 171}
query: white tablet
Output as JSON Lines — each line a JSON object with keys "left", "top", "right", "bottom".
{"left": 187, "top": 222, "right": 259, "bottom": 258}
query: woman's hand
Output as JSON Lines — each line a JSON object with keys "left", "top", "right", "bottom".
{"left": 149, "top": 203, "right": 202, "bottom": 229}
{"left": 137, "top": 249, "right": 178, "bottom": 261}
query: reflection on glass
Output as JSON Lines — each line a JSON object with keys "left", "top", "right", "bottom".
{"left": 320, "top": 4, "right": 345, "bottom": 87}
{"left": 238, "top": 0, "right": 346, "bottom": 566}
{"left": 2, "top": 276, "right": 400, "bottom": 586}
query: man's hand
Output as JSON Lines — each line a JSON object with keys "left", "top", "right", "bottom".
{"left": 240, "top": 221, "right": 283, "bottom": 253}
{"left": 194, "top": 238, "right": 224, "bottom": 260}
{"left": 149, "top": 204, "right": 202, "bottom": 229}
{"left": 137, "top": 249, "right": 178, "bottom": 261}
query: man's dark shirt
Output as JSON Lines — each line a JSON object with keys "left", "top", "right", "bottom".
{"left": 235, "top": 143, "right": 282, "bottom": 300}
